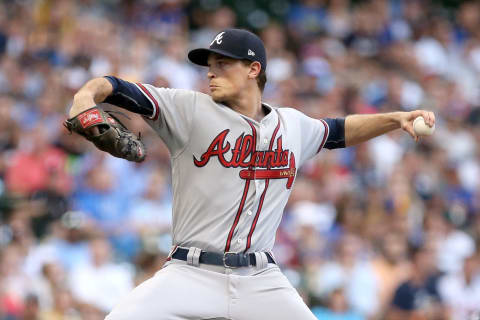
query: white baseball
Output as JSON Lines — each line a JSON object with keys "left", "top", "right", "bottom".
{"left": 413, "top": 116, "right": 435, "bottom": 136}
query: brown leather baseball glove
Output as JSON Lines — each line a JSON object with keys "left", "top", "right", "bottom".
{"left": 64, "top": 106, "right": 146, "bottom": 162}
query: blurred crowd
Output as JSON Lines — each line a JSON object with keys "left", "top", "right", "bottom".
{"left": 1, "top": 0, "right": 480, "bottom": 319}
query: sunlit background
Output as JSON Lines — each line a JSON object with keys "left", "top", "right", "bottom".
{"left": 1, "top": 0, "right": 480, "bottom": 319}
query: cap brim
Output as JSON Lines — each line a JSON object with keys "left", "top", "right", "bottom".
{"left": 188, "top": 48, "right": 245, "bottom": 67}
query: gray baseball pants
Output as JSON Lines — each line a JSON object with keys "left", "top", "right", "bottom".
{"left": 105, "top": 252, "right": 316, "bottom": 319}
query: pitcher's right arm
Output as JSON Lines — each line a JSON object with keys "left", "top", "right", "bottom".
{"left": 70, "top": 78, "right": 114, "bottom": 118}
{"left": 69, "top": 77, "right": 155, "bottom": 118}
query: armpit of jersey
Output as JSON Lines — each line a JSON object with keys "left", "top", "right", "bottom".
{"left": 103, "top": 76, "right": 154, "bottom": 117}
{"left": 322, "top": 118, "right": 346, "bottom": 149}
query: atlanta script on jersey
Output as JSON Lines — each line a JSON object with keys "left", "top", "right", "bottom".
{"left": 130, "top": 84, "right": 329, "bottom": 254}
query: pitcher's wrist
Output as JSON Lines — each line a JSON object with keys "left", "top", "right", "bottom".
{"left": 70, "top": 93, "right": 96, "bottom": 118}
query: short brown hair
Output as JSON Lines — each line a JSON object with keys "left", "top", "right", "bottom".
{"left": 242, "top": 60, "right": 267, "bottom": 92}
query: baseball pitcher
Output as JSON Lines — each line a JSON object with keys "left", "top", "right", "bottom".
{"left": 66, "top": 29, "right": 435, "bottom": 319}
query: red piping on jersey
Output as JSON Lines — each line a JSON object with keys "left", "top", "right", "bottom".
{"left": 244, "top": 117, "right": 281, "bottom": 253}
{"left": 224, "top": 121, "right": 257, "bottom": 252}
{"left": 317, "top": 119, "right": 329, "bottom": 153}
{"left": 136, "top": 83, "right": 160, "bottom": 121}
{"left": 166, "top": 245, "right": 178, "bottom": 261}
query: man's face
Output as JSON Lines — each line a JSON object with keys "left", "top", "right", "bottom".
{"left": 207, "top": 54, "right": 252, "bottom": 103}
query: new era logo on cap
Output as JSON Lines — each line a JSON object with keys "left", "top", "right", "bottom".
{"left": 188, "top": 28, "right": 267, "bottom": 72}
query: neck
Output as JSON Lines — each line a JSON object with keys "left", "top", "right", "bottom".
{"left": 225, "top": 89, "right": 264, "bottom": 121}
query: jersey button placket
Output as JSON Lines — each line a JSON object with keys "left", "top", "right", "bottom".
{"left": 254, "top": 124, "right": 264, "bottom": 195}
{"left": 255, "top": 180, "right": 263, "bottom": 190}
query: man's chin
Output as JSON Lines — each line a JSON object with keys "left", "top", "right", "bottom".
{"left": 210, "top": 93, "right": 226, "bottom": 103}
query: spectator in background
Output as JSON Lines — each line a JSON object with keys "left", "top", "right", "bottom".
{"left": 68, "top": 236, "right": 134, "bottom": 315}
{"left": 127, "top": 165, "right": 172, "bottom": 253}
{"left": 29, "top": 262, "right": 66, "bottom": 313}
{"left": 325, "top": 0, "right": 351, "bottom": 39}
{"left": 0, "top": 0, "right": 479, "bottom": 318}
{"left": 73, "top": 156, "right": 147, "bottom": 259}
{"left": 5, "top": 125, "right": 71, "bottom": 197}
{"left": 311, "top": 288, "right": 364, "bottom": 320}
{"left": 23, "top": 211, "right": 92, "bottom": 273}
{"left": 72, "top": 159, "right": 130, "bottom": 234}
{"left": 151, "top": 35, "right": 199, "bottom": 90}
{"left": 389, "top": 244, "right": 446, "bottom": 320}
{"left": 287, "top": 0, "right": 326, "bottom": 41}
{"left": 39, "top": 288, "right": 81, "bottom": 320}
{"left": 309, "top": 233, "right": 379, "bottom": 318}
{"left": 133, "top": 251, "right": 168, "bottom": 286}
{"left": 0, "top": 244, "right": 32, "bottom": 319}
{"left": 371, "top": 232, "right": 411, "bottom": 316}
{"left": 190, "top": 6, "right": 237, "bottom": 51}
{"left": 260, "top": 23, "right": 296, "bottom": 92}
{"left": 22, "top": 294, "right": 40, "bottom": 320}
{"left": 0, "top": 96, "right": 20, "bottom": 152}
{"left": 438, "top": 253, "right": 480, "bottom": 320}
{"left": 436, "top": 209, "right": 476, "bottom": 274}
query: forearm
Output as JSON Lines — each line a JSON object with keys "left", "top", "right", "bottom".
{"left": 69, "top": 78, "right": 113, "bottom": 118}
{"left": 345, "top": 112, "right": 402, "bottom": 146}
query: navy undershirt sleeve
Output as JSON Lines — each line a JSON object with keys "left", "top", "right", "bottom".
{"left": 103, "top": 76, "right": 154, "bottom": 116}
{"left": 322, "top": 118, "right": 346, "bottom": 149}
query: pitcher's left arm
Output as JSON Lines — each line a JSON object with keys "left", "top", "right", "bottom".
{"left": 345, "top": 110, "right": 435, "bottom": 146}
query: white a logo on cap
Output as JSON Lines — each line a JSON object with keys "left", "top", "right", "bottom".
{"left": 210, "top": 32, "right": 225, "bottom": 46}
{"left": 248, "top": 49, "right": 255, "bottom": 56}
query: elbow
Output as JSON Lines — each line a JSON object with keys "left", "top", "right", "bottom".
{"left": 73, "top": 80, "right": 96, "bottom": 101}
{"left": 74, "top": 77, "right": 111, "bottom": 103}
{"left": 73, "top": 91, "right": 89, "bottom": 102}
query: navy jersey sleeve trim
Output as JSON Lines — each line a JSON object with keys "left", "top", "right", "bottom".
{"left": 322, "top": 118, "right": 346, "bottom": 149}
{"left": 103, "top": 76, "right": 155, "bottom": 117}
{"left": 135, "top": 82, "right": 160, "bottom": 121}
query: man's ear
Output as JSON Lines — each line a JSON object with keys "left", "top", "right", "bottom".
{"left": 248, "top": 61, "right": 261, "bottom": 79}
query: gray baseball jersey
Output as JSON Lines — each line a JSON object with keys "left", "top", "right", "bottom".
{"left": 100, "top": 25, "right": 351, "bottom": 319}
{"left": 102, "top": 76, "right": 345, "bottom": 319}
{"left": 134, "top": 84, "right": 329, "bottom": 254}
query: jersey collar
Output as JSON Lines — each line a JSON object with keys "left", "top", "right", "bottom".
{"left": 217, "top": 101, "right": 277, "bottom": 125}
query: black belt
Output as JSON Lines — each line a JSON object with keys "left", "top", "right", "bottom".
{"left": 171, "top": 248, "right": 275, "bottom": 268}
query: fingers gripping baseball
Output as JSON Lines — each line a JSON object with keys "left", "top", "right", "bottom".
{"left": 401, "top": 110, "right": 435, "bottom": 142}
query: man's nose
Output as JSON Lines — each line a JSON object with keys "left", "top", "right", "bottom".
{"left": 207, "top": 70, "right": 215, "bottom": 79}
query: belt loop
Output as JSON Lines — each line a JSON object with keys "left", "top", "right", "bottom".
{"left": 187, "top": 247, "right": 201, "bottom": 267}
{"left": 254, "top": 252, "right": 268, "bottom": 270}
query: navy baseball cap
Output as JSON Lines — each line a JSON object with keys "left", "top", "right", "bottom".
{"left": 188, "top": 28, "right": 267, "bottom": 72}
